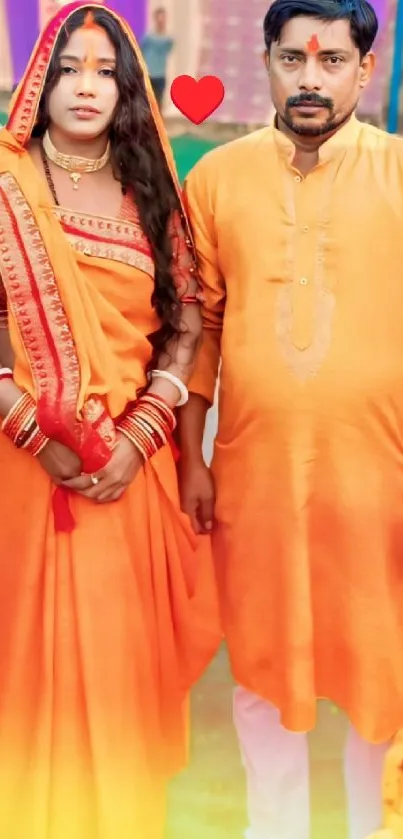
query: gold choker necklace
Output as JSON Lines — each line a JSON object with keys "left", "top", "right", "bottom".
{"left": 42, "top": 130, "right": 111, "bottom": 190}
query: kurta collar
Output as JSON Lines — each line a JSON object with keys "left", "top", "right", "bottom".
{"left": 271, "top": 113, "right": 361, "bottom": 165}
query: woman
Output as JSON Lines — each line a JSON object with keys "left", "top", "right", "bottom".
{"left": 0, "top": 3, "right": 220, "bottom": 838}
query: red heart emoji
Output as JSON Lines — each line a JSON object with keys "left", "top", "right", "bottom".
{"left": 170, "top": 75, "right": 225, "bottom": 125}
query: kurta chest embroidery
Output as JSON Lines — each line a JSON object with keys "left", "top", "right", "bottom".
{"left": 274, "top": 169, "right": 336, "bottom": 382}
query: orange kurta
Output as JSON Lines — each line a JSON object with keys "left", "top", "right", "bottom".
{"left": 185, "top": 115, "right": 403, "bottom": 743}
{"left": 0, "top": 5, "right": 220, "bottom": 838}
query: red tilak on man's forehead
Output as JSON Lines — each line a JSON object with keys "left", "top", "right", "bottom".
{"left": 307, "top": 33, "right": 320, "bottom": 53}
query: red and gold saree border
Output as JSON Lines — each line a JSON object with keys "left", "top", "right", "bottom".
{"left": 0, "top": 172, "right": 115, "bottom": 470}
{"left": 53, "top": 207, "right": 155, "bottom": 276}
{"left": 7, "top": 2, "right": 85, "bottom": 147}
{"left": 0, "top": 172, "right": 78, "bottom": 419}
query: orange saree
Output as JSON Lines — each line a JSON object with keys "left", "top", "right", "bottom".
{"left": 0, "top": 5, "right": 220, "bottom": 838}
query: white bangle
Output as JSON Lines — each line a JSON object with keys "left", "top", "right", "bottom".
{"left": 150, "top": 369, "right": 189, "bottom": 407}
{"left": 0, "top": 368, "right": 12, "bottom": 376}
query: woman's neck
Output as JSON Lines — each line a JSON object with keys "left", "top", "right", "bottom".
{"left": 47, "top": 126, "right": 109, "bottom": 160}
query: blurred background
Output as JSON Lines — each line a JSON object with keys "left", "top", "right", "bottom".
{"left": 1, "top": 0, "right": 403, "bottom": 170}
{"left": 0, "top": 1, "right": 402, "bottom": 836}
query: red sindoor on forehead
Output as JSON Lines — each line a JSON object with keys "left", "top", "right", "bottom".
{"left": 80, "top": 10, "right": 104, "bottom": 32}
{"left": 306, "top": 33, "right": 320, "bottom": 53}
{"left": 77, "top": 11, "right": 107, "bottom": 70}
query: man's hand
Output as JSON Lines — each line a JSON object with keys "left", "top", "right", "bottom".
{"left": 38, "top": 440, "right": 81, "bottom": 483}
{"left": 179, "top": 457, "right": 215, "bottom": 534}
{"left": 61, "top": 433, "right": 143, "bottom": 503}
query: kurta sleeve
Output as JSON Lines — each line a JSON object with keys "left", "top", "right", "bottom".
{"left": 183, "top": 161, "right": 226, "bottom": 404}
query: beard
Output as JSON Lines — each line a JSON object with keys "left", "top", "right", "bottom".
{"left": 280, "top": 93, "right": 355, "bottom": 137}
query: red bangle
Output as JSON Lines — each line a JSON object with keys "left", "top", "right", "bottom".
{"left": 180, "top": 295, "right": 200, "bottom": 305}
{"left": 117, "top": 393, "right": 176, "bottom": 461}
{"left": 0, "top": 368, "right": 13, "bottom": 382}
{"left": 1, "top": 391, "right": 49, "bottom": 456}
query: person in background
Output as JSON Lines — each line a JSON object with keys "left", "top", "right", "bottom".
{"left": 140, "top": 7, "right": 174, "bottom": 110}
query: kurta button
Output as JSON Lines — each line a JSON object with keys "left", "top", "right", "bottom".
{"left": 300, "top": 277, "right": 308, "bottom": 285}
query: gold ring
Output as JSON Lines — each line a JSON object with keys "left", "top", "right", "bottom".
{"left": 90, "top": 474, "right": 100, "bottom": 486}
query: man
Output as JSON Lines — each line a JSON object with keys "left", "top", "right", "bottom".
{"left": 179, "top": 1, "right": 403, "bottom": 838}
{"left": 140, "top": 7, "right": 174, "bottom": 109}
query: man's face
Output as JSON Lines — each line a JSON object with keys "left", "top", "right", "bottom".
{"left": 154, "top": 9, "right": 166, "bottom": 33}
{"left": 265, "top": 16, "right": 374, "bottom": 137}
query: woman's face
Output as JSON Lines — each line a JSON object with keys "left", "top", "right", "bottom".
{"left": 47, "top": 22, "right": 119, "bottom": 142}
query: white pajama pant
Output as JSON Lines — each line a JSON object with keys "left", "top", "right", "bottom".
{"left": 233, "top": 686, "right": 388, "bottom": 839}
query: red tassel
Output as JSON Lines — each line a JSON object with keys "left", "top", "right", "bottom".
{"left": 52, "top": 487, "right": 76, "bottom": 533}
{"left": 169, "top": 435, "right": 180, "bottom": 462}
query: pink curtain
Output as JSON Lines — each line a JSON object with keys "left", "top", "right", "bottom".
{"left": 198, "top": 0, "right": 273, "bottom": 124}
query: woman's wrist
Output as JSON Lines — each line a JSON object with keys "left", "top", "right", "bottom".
{"left": 149, "top": 369, "right": 189, "bottom": 407}
{"left": 1, "top": 390, "right": 49, "bottom": 456}
{"left": 0, "top": 377, "right": 24, "bottom": 418}
{"left": 116, "top": 393, "right": 176, "bottom": 462}
{"left": 116, "top": 429, "right": 145, "bottom": 461}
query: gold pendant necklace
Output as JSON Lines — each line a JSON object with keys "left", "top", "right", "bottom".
{"left": 70, "top": 172, "right": 82, "bottom": 190}
{"left": 42, "top": 130, "right": 111, "bottom": 191}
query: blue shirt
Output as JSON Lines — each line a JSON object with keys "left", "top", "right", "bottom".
{"left": 140, "top": 34, "right": 174, "bottom": 79}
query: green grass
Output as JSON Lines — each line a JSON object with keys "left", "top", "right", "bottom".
{"left": 166, "top": 645, "right": 347, "bottom": 839}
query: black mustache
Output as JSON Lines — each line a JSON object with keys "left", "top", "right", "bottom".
{"left": 286, "top": 94, "right": 333, "bottom": 109}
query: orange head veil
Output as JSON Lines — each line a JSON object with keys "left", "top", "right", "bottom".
{"left": 6, "top": 1, "right": 187, "bottom": 220}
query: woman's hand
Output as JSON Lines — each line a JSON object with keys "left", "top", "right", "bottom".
{"left": 61, "top": 433, "right": 143, "bottom": 503}
{"left": 37, "top": 440, "right": 81, "bottom": 483}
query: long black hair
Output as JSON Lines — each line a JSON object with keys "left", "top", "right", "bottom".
{"left": 33, "top": 5, "right": 186, "bottom": 374}
{"left": 263, "top": 0, "right": 378, "bottom": 59}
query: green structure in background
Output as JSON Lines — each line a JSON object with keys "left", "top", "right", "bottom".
{"left": 170, "top": 133, "right": 220, "bottom": 182}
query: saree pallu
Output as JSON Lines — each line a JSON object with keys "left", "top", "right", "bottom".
{"left": 0, "top": 136, "right": 221, "bottom": 839}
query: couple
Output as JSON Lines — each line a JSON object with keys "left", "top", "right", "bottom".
{"left": 1, "top": 2, "right": 403, "bottom": 839}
